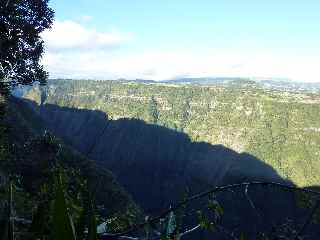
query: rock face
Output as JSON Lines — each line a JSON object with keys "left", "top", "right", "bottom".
{"left": 23, "top": 79, "right": 320, "bottom": 186}
{"left": 19, "top": 98, "right": 287, "bottom": 211}
{"left": 16, "top": 87, "right": 320, "bottom": 238}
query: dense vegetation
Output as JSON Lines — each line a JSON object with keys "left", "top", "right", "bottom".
{"left": 0, "top": 96, "right": 141, "bottom": 239}
{"left": 6, "top": 79, "right": 318, "bottom": 239}
{"left": 2, "top": 1, "right": 320, "bottom": 239}
{"left": 24, "top": 79, "right": 320, "bottom": 187}
{"left": 0, "top": 0, "right": 54, "bottom": 89}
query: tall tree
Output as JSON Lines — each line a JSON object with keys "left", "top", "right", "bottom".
{"left": 0, "top": 0, "right": 54, "bottom": 95}
{"left": 148, "top": 96, "right": 159, "bottom": 124}
{"left": 180, "top": 97, "right": 190, "bottom": 130}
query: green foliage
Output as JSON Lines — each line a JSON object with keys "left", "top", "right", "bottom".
{"left": 207, "top": 197, "right": 224, "bottom": 220}
{"left": 88, "top": 197, "right": 98, "bottom": 240}
{"left": 239, "top": 233, "right": 248, "bottom": 240}
{"left": 166, "top": 211, "right": 177, "bottom": 237}
{"left": 29, "top": 199, "right": 51, "bottom": 238}
{"left": 0, "top": 168, "right": 109, "bottom": 240}
{"left": 52, "top": 173, "right": 76, "bottom": 240}
{"left": 197, "top": 210, "right": 215, "bottom": 232}
{"left": 0, "top": 0, "right": 54, "bottom": 87}
{"left": 148, "top": 96, "right": 159, "bottom": 124}
{"left": 197, "top": 195, "right": 224, "bottom": 233}
{"left": 0, "top": 95, "right": 9, "bottom": 164}
{"left": 29, "top": 79, "right": 320, "bottom": 186}
{"left": 0, "top": 103, "right": 142, "bottom": 239}
{"left": 6, "top": 79, "right": 320, "bottom": 239}
{"left": 0, "top": 122, "right": 9, "bottom": 163}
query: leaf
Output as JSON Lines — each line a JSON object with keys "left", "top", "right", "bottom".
{"left": 240, "top": 232, "right": 247, "bottom": 240}
{"left": 88, "top": 203, "right": 98, "bottom": 240}
{"left": 29, "top": 202, "right": 49, "bottom": 237}
{"left": 75, "top": 208, "right": 86, "bottom": 240}
{"left": 197, "top": 210, "right": 215, "bottom": 232}
{"left": 166, "top": 211, "right": 177, "bottom": 237}
{"left": 52, "top": 174, "right": 76, "bottom": 240}
{"left": 208, "top": 198, "right": 224, "bottom": 222}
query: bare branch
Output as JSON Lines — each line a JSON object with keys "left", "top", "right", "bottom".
{"left": 244, "top": 185, "right": 263, "bottom": 222}
{"left": 102, "top": 181, "right": 320, "bottom": 238}
{"left": 111, "top": 225, "right": 201, "bottom": 240}
{"left": 179, "top": 224, "right": 201, "bottom": 238}
{"left": 118, "top": 236, "right": 139, "bottom": 240}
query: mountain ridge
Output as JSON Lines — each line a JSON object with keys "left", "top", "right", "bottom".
{"left": 10, "top": 92, "right": 320, "bottom": 238}
{"left": 21, "top": 79, "right": 320, "bottom": 186}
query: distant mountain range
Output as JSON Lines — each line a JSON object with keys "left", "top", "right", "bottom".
{"left": 132, "top": 77, "right": 320, "bottom": 92}
{"left": 40, "top": 77, "right": 320, "bottom": 93}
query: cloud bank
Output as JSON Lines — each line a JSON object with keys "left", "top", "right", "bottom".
{"left": 41, "top": 20, "right": 133, "bottom": 51}
{"left": 41, "top": 20, "right": 320, "bottom": 83}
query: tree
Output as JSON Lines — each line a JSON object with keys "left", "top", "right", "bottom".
{"left": 0, "top": 0, "right": 54, "bottom": 95}
{"left": 148, "top": 96, "right": 159, "bottom": 124}
{"left": 180, "top": 97, "right": 190, "bottom": 130}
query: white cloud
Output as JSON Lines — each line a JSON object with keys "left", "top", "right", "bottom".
{"left": 41, "top": 20, "right": 133, "bottom": 51}
{"left": 41, "top": 20, "right": 320, "bottom": 83}
{"left": 81, "top": 15, "right": 93, "bottom": 22}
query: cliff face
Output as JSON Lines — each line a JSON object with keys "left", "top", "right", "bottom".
{"left": 24, "top": 79, "right": 320, "bottom": 187}
{"left": 17, "top": 97, "right": 288, "bottom": 212}
{"left": 14, "top": 86, "right": 320, "bottom": 238}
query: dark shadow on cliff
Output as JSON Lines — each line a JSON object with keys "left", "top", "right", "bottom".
{"left": 14, "top": 97, "right": 320, "bottom": 238}
{"left": 17, "top": 98, "right": 287, "bottom": 198}
{"left": 4, "top": 96, "right": 141, "bottom": 221}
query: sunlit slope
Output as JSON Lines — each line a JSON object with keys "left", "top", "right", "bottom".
{"left": 24, "top": 79, "right": 320, "bottom": 186}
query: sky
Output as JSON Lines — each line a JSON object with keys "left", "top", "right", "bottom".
{"left": 41, "top": 0, "right": 320, "bottom": 82}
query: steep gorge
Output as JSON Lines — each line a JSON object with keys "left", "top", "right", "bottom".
{"left": 13, "top": 80, "right": 320, "bottom": 237}
{"left": 23, "top": 79, "right": 320, "bottom": 187}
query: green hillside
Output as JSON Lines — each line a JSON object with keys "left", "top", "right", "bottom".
{"left": 0, "top": 96, "right": 141, "bottom": 234}
{"left": 24, "top": 79, "right": 320, "bottom": 186}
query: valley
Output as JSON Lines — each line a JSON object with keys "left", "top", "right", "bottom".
{"left": 2, "top": 0, "right": 320, "bottom": 238}
{"left": 2, "top": 78, "right": 320, "bottom": 239}
{"left": 23, "top": 79, "right": 320, "bottom": 187}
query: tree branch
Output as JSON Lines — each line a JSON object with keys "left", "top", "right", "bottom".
{"left": 179, "top": 224, "right": 201, "bottom": 238}
{"left": 118, "top": 236, "right": 139, "bottom": 240}
{"left": 102, "top": 181, "right": 320, "bottom": 238}
{"left": 244, "top": 185, "right": 264, "bottom": 225}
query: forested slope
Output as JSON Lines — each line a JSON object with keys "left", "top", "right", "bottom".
{"left": 0, "top": 96, "right": 141, "bottom": 229}
{"left": 18, "top": 98, "right": 288, "bottom": 211}
{"left": 23, "top": 79, "right": 320, "bottom": 186}
{"left": 12, "top": 85, "right": 320, "bottom": 238}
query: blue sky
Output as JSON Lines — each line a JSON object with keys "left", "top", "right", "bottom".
{"left": 41, "top": 0, "right": 320, "bottom": 82}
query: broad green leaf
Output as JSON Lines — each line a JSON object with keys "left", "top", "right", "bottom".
{"left": 52, "top": 175, "right": 76, "bottom": 240}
